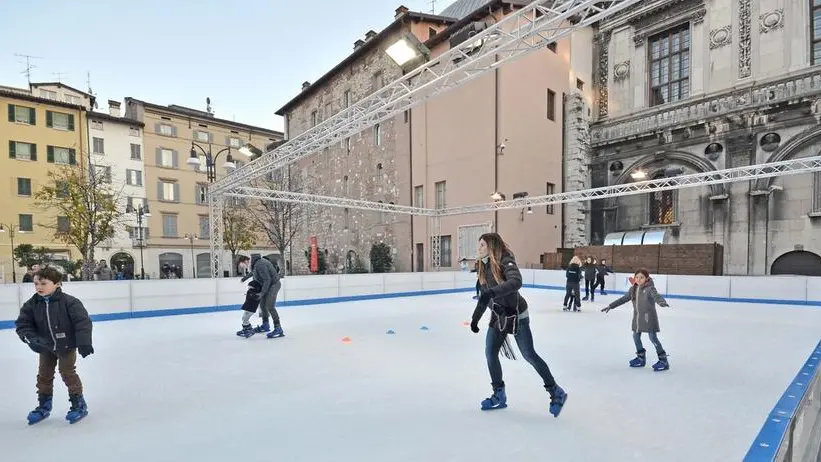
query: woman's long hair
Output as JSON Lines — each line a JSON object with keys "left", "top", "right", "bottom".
{"left": 478, "top": 233, "right": 511, "bottom": 286}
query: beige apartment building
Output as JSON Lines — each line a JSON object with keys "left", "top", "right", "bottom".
{"left": 124, "top": 98, "right": 283, "bottom": 278}
{"left": 277, "top": 0, "right": 592, "bottom": 272}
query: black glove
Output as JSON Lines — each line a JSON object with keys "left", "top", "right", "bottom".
{"left": 23, "top": 336, "right": 49, "bottom": 354}
{"left": 78, "top": 345, "right": 94, "bottom": 358}
{"left": 478, "top": 287, "right": 493, "bottom": 306}
{"left": 470, "top": 319, "right": 480, "bottom": 333}
{"left": 601, "top": 306, "right": 612, "bottom": 313}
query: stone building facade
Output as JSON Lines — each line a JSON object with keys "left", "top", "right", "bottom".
{"left": 275, "top": 7, "right": 454, "bottom": 274}
{"left": 574, "top": 0, "right": 821, "bottom": 275}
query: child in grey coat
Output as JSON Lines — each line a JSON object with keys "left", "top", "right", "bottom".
{"left": 602, "top": 268, "right": 671, "bottom": 371}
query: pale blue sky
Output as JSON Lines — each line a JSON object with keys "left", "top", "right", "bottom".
{"left": 0, "top": 0, "right": 457, "bottom": 132}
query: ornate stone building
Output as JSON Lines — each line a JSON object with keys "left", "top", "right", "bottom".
{"left": 573, "top": 0, "right": 821, "bottom": 275}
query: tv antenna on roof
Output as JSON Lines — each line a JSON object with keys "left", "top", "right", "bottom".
{"left": 51, "top": 72, "right": 67, "bottom": 83}
{"left": 429, "top": 0, "right": 436, "bottom": 14}
{"left": 14, "top": 53, "right": 43, "bottom": 85}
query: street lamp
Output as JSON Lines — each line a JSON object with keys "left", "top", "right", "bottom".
{"left": 238, "top": 143, "right": 263, "bottom": 160}
{"left": 0, "top": 223, "right": 26, "bottom": 283}
{"left": 187, "top": 143, "right": 245, "bottom": 183}
{"left": 631, "top": 170, "right": 647, "bottom": 180}
{"left": 125, "top": 203, "right": 150, "bottom": 280}
{"left": 184, "top": 234, "right": 198, "bottom": 278}
{"left": 385, "top": 33, "right": 430, "bottom": 71}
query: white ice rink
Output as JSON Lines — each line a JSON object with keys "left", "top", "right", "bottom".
{"left": 1, "top": 288, "right": 820, "bottom": 462}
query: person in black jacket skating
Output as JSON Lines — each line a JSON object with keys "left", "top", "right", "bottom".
{"left": 15, "top": 266, "right": 93, "bottom": 425}
{"left": 582, "top": 257, "right": 597, "bottom": 301}
{"left": 593, "top": 259, "right": 612, "bottom": 295}
{"left": 470, "top": 233, "right": 567, "bottom": 417}
{"left": 564, "top": 256, "right": 582, "bottom": 311}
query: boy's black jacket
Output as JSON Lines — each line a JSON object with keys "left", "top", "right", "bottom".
{"left": 15, "top": 288, "right": 93, "bottom": 352}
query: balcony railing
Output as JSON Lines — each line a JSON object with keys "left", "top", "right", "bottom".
{"left": 132, "top": 238, "right": 148, "bottom": 248}
{"left": 591, "top": 67, "right": 821, "bottom": 146}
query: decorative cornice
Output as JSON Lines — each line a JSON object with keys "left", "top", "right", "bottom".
{"left": 602, "top": 0, "right": 698, "bottom": 31}
{"left": 632, "top": 5, "right": 706, "bottom": 47}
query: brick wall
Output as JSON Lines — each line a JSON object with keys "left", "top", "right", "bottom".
{"left": 574, "top": 244, "right": 724, "bottom": 275}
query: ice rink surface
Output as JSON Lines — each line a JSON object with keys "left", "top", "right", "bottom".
{"left": 1, "top": 288, "right": 820, "bottom": 462}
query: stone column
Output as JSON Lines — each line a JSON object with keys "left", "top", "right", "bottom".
{"left": 563, "top": 90, "right": 592, "bottom": 248}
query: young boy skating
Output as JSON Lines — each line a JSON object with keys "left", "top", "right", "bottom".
{"left": 15, "top": 266, "right": 94, "bottom": 425}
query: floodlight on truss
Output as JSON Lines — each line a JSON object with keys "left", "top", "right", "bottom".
{"left": 209, "top": 0, "right": 644, "bottom": 194}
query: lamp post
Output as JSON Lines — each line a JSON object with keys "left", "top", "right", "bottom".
{"left": 184, "top": 234, "right": 198, "bottom": 278}
{"left": 187, "top": 143, "right": 236, "bottom": 183}
{"left": 125, "top": 203, "right": 150, "bottom": 280}
{"left": 0, "top": 223, "right": 25, "bottom": 283}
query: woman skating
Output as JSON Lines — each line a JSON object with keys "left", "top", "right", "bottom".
{"left": 602, "top": 269, "right": 671, "bottom": 371}
{"left": 469, "top": 233, "right": 567, "bottom": 417}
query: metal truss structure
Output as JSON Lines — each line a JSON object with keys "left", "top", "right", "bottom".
{"left": 209, "top": 156, "right": 821, "bottom": 276}
{"left": 209, "top": 0, "right": 646, "bottom": 276}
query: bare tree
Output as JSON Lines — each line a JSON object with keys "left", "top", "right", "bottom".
{"left": 222, "top": 205, "right": 255, "bottom": 275}
{"left": 249, "top": 166, "right": 305, "bottom": 272}
{"left": 35, "top": 165, "right": 126, "bottom": 281}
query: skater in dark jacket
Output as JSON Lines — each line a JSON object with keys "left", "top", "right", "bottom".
{"left": 469, "top": 233, "right": 567, "bottom": 417}
{"left": 563, "top": 256, "right": 582, "bottom": 311}
{"left": 242, "top": 255, "right": 284, "bottom": 339}
{"left": 236, "top": 276, "right": 263, "bottom": 338}
{"left": 602, "top": 268, "right": 671, "bottom": 371}
{"left": 582, "top": 257, "right": 597, "bottom": 301}
{"left": 593, "top": 259, "right": 612, "bottom": 295}
{"left": 15, "top": 266, "right": 94, "bottom": 425}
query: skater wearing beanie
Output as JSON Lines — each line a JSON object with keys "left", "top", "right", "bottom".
{"left": 469, "top": 233, "right": 567, "bottom": 417}
{"left": 563, "top": 256, "right": 582, "bottom": 311}
{"left": 602, "top": 268, "right": 671, "bottom": 371}
{"left": 15, "top": 266, "right": 93, "bottom": 425}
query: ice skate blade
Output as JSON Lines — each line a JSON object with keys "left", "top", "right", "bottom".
{"left": 27, "top": 413, "right": 50, "bottom": 426}
{"left": 66, "top": 412, "right": 87, "bottom": 424}
{"left": 550, "top": 393, "right": 567, "bottom": 418}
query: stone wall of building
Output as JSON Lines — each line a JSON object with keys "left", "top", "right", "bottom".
{"left": 562, "top": 89, "right": 592, "bottom": 248}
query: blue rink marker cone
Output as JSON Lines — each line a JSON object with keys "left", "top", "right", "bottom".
{"left": 386, "top": 329, "right": 395, "bottom": 334}
{"left": 420, "top": 326, "right": 429, "bottom": 331}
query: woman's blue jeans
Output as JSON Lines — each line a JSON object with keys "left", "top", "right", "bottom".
{"left": 485, "top": 317, "right": 555, "bottom": 389}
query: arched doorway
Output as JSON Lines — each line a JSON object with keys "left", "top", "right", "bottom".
{"left": 159, "top": 252, "right": 183, "bottom": 279}
{"left": 770, "top": 251, "right": 821, "bottom": 276}
{"left": 110, "top": 252, "right": 135, "bottom": 278}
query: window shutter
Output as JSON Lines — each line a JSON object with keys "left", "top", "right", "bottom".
{"left": 171, "top": 126, "right": 178, "bottom": 137}
{"left": 173, "top": 183, "right": 180, "bottom": 202}
{"left": 154, "top": 122, "right": 161, "bottom": 134}
{"left": 157, "top": 182, "right": 164, "bottom": 201}
{"left": 155, "top": 148, "right": 163, "bottom": 166}
{"left": 172, "top": 150, "right": 179, "bottom": 168}
{"left": 68, "top": 114, "right": 75, "bottom": 131}
{"left": 30, "top": 144, "right": 37, "bottom": 161}
{"left": 47, "top": 146, "right": 55, "bottom": 163}
{"left": 208, "top": 132, "right": 213, "bottom": 143}
{"left": 30, "top": 108, "right": 36, "bottom": 125}
{"left": 137, "top": 171, "right": 143, "bottom": 186}
{"left": 69, "top": 148, "right": 76, "bottom": 165}
{"left": 9, "top": 141, "right": 15, "bottom": 159}
{"left": 46, "top": 111, "right": 53, "bottom": 128}
{"left": 8, "top": 104, "right": 14, "bottom": 122}
{"left": 225, "top": 136, "right": 231, "bottom": 146}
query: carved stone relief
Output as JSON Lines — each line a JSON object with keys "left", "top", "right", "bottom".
{"left": 709, "top": 25, "right": 732, "bottom": 49}
{"left": 738, "top": 0, "right": 752, "bottom": 78}
{"left": 596, "top": 31, "right": 612, "bottom": 118}
{"left": 760, "top": 9, "right": 784, "bottom": 34}
{"left": 613, "top": 61, "right": 631, "bottom": 81}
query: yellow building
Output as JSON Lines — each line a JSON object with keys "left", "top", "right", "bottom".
{"left": 0, "top": 85, "right": 88, "bottom": 283}
{"left": 123, "top": 98, "right": 284, "bottom": 278}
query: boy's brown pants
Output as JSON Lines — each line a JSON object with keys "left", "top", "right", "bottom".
{"left": 37, "top": 350, "right": 83, "bottom": 396}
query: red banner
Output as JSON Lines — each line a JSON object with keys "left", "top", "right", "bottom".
{"left": 309, "top": 236, "right": 319, "bottom": 273}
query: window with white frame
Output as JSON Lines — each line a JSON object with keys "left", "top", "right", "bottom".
{"left": 39, "top": 89, "right": 57, "bottom": 100}
{"left": 93, "top": 137, "right": 104, "bottom": 154}
{"left": 161, "top": 214, "right": 178, "bottom": 237}
{"left": 160, "top": 148, "right": 175, "bottom": 168}
{"left": 47, "top": 111, "right": 74, "bottom": 131}
{"left": 414, "top": 185, "right": 424, "bottom": 207}
{"left": 194, "top": 130, "right": 210, "bottom": 142}
{"left": 126, "top": 169, "right": 143, "bottom": 186}
{"left": 9, "top": 141, "right": 37, "bottom": 161}
{"left": 159, "top": 180, "right": 179, "bottom": 202}
{"left": 64, "top": 94, "right": 81, "bottom": 105}
{"left": 19, "top": 214, "right": 33, "bottom": 231}
{"left": 159, "top": 124, "right": 173, "bottom": 136}
{"left": 10, "top": 104, "right": 35, "bottom": 124}
{"left": 17, "top": 178, "right": 32, "bottom": 196}
{"left": 649, "top": 23, "right": 691, "bottom": 106}
{"left": 91, "top": 120, "right": 103, "bottom": 130}
{"left": 435, "top": 181, "right": 446, "bottom": 209}
{"left": 130, "top": 144, "right": 141, "bottom": 160}
{"left": 51, "top": 146, "right": 73, "bottom": 165}
{"left": 229, "top": 137, "right": 241, "bottom": 148}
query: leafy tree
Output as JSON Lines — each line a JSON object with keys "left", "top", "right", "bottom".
{"left": 250, "top": 167, "right": 304, "bottom": 275}
{"left": 13, "top": 244, "right": 38, "bottom": 269}
{"left": 349, "top": 254, "right": 368, "bottom": 274}
{"left": 304, "top": 247, "right": 328, "bottom": 274}
{"left": 34, "top": 166, "right": 124, "bottom": 281}
{"left": 222, "top": 206, "right": 255, "bottom": 276}
{"left": 369, "top": 242, "right": 393, "bottom": 273}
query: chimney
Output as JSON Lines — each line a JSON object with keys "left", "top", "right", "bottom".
{"left": 354, "top": 39, "right": 365, "bottom": 49}
{"left": 395, "top": 5, "right": 409, "bottom": 18}
{"left": 108, "top": 100, "right": 121, "bottom": 117}
{"left": 365, "top": 30, "right": 377, "bottom": 40}
{"left": 301, "top": 81, "right": 311, "bottom": 91}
